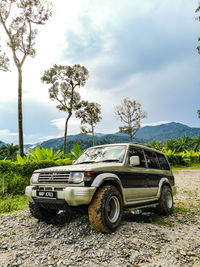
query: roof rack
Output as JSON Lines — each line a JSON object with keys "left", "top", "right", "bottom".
{"left": 131, "top": 142, "right": 161, "bottom": 151}
{"left": 143, "top": 143, "right": 161, "bottom": 151}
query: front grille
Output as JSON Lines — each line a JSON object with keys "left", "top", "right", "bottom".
{"left": 38, "top": 172, "right": 70, "bottom": 184}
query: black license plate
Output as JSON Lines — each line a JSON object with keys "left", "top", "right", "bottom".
{"left": 36, "top": 191, "right": 57, "bottom": 198}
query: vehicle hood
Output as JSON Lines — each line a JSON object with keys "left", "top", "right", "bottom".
{"left": 34, "top": 162, "right": 124, "bottom": 173}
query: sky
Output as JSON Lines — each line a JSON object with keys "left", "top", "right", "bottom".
{"left": 0, "top": 0, "right": 200, "bottom": 144}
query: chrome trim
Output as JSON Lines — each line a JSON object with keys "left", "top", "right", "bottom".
{"left": 38, "top": 171, "right": 70, "bottom": 184}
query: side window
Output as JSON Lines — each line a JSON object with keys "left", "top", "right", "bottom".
{"left": 157, "top": 153, "right": 170, "bottom": 170}
{"left": 129, "top": 147, "right": 146, "bottom": 168}
{"left": 145, "top": 150, "right": 160, "bottom": 169}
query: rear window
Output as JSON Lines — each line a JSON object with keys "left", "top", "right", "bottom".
{"left": 145, "top": 150, "right": 160, "bottom": 169}
{"left": 156, "top": 153, "right": 170, "bottom": 170}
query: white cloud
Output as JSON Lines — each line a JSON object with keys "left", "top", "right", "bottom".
{"left": 51, "top": 117, "right": 81, "bottom": 135}
{"left": 0, "top": 0, "right": 200, "bottom": 145}
{"left": 141, "top": 121, "right": 172, "bottom": 127}
{"left": 0, "top": 129, "right": 18, "bottom": 143}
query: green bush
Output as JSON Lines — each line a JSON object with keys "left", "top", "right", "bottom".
{"left": 164, "top": 150, "right": 200, "bottom": 167}
{"left": 0, "top": 159, "right": 72, "bottom": 195}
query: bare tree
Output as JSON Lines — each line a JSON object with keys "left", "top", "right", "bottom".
{"left": 41, "top": 64, "right": 89, "bottom": 153}
{"left": 0, "top": 0, "right": 52, "bottom": 156}
{"left": 114, "top": 97, "right": 147, "bottom": 142}
{"left": 198, "top": 110, "right": 200, "bottom": 119}
{"left": 76, "top": 101, "right": 102, "bottom": 146}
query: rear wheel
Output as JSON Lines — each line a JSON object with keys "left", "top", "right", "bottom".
{"left": 88, "top": 185, "right": 123, "bottom": 233}
{"left": 156, "top": 185, "right": 174, "bottom": 215}
{"left": 29, "top": 202, "right": 58, "bottom": 221}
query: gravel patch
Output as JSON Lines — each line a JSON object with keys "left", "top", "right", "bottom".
{"left": 0, "top": 170, "right": 200, "bottom": 267}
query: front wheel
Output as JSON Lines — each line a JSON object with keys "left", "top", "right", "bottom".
{"left": 88, "top": 185, "right": 123, "bottom": 233}
{"left": 156, "top": 185, "right": 174, "bottom": 215}
{"left": 29, "top": 202, "right": 58, "bottom": 221}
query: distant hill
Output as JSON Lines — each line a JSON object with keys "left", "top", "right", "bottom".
{"left": 20, "top": 122, "right": 200, "bottom": 153}
{"left": 135, "top": 122, "right": 200, "bottom": 141}
{"left": 39, "top": 134, "right": 147, "bottom": 153}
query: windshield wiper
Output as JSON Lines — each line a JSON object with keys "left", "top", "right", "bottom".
{"left": 76, "top": 161, "right": 96, "bottom": 164}
{"left": 97, "top": 159, "right": 120, "bottom": 163}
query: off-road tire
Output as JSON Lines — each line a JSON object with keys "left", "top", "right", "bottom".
{"left": 88, "top": 185, "right": 123, "bottom": 233}
{"left": 156, "top": 185, "right": 174, "bottom": 215}
{"left": 29, "top": 202, "right": 58, "bottom": 221}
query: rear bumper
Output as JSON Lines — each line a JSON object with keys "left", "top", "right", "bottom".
{"left": 25, "top": 186, "right": 96, "bottom": 206}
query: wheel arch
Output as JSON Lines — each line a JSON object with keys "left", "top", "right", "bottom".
{"left": 156, "top": 177, "right": 172, "bottom": 199}
{"left": 91, "top": 173, "right": 125, "bottom": 205}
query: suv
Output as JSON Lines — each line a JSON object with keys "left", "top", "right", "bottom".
{"left": 25, "top": 143, "right": 175, "bottom": 233}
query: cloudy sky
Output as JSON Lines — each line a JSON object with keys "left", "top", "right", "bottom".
{"left": 0, "top": 0, "right": 200, "bottom": 144}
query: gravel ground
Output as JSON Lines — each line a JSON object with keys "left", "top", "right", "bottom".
{"left": 0, "top": 169, "right": 200, "bottom": 267}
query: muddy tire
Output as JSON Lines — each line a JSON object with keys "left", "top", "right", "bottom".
{"left": 29, "top": 202, "right": 58, "bottom": 221}
{"left": 88, "top": 185, "right": 123, "bottom": 233}
{"left": 156, "top": 185, "right": 174, "bottom": 215}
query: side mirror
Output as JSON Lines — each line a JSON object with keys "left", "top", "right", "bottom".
{"left": 130, "top": 156, "right": 140, "bottom": 167}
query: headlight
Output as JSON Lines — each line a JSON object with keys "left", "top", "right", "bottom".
{"left": 30, "top": 173, "right": 39, "bottom": 184}
{"left": 69, "top": 172, "right": 84, "bottom": 184}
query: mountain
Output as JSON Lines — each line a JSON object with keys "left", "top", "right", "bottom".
{"left": 135, "top": 122, "right": 200, "bottom": 141}
{"left": 23, "top": 122, "right": 200, "bottom": 152}
{"left": 39, "top": 133, "right": 147, "bottom": 152}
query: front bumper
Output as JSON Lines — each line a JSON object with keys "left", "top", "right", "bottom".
{"left": 25, "top": 186, "right": 96, "bottom": 206}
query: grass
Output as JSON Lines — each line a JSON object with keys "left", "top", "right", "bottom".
{"left": 172, "top": 163, "right": 200, "bottom": 172}
{"left": 0, "top": 194, "right": 28, "bottom": 215}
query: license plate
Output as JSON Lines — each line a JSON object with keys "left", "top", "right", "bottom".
{"left": 36, "top": 191, "right": 57, "bottom": 198}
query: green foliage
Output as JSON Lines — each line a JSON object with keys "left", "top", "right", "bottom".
{"left": 0, "top": 159, "right": 72, "bottom": 195}
{"left": 150, "top": 136, "right": 200, "bottom": 153}
{"left": 16, "top": 146, "right": 64, "bottom": 163}
{"left": 149, "top": 140, "right": 164, "bottom": 150}
{"left": 0, "top": 194, "right": 28, "bottom": 215}
{"left": 0, "top": 144, "right": 19, "bottom": 160}
{"left": 0, "top": 144, "right": 82, "bottom": 195}
{"left": 64, "top": 143, "right": 83, "bottom": 160}
{"left": 164, "top": 149, "right": 200, "bottom": 167}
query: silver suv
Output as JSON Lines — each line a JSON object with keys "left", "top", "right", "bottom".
{"left": 25, "top": 143, "right": 176, "bottom": 233}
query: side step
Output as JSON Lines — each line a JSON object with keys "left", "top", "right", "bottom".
{"left": 124, "top": 202, "right": 158, "bottom": 212}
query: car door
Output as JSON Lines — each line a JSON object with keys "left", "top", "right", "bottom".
{"left": 125, "top": 146, "right": 150, "bottom": 202}
{"left": 144, "top": 150, "right": 162, "bottom": 197}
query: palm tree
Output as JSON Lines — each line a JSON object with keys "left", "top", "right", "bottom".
{"left": 191, "top": 135, "right": 200, "bottom": 151}
{"left": 175, "top": 136, "right": 192, "bottom": 152}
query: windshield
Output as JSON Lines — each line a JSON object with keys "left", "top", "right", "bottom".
{"left": 74, "top": 145, "right": 127, "bottom": 164}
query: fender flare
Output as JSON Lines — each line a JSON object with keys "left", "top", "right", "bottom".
{"left": 91, "top": 173, "right": 126, "bottom": 204}
{"left": 156, "top": 177, "right": 172, "bottom": 199}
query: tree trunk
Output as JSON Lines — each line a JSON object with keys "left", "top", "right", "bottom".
{"left": 92, "top": 125, "right": 95, "bottom": 146}
{"left": 63, "top": 113, "right": 72, "bottom": 154}
{"left": 18, "top": 66, "right": 24, "bottom": 157}
{"left": 130, "top": 131, "right": 133, "bottom": 142}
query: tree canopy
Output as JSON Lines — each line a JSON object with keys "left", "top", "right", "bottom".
{"left": 114, "top": 97, "right": 147, "bottom": 142}
{"left": 0, "top": 0, "right": 52, "bottom": 156}
{"left": 76, "top": 101, "right": 102, "bottom": 146}
{"left": 41, "top": 64, "right": 89, "bottom": 153}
